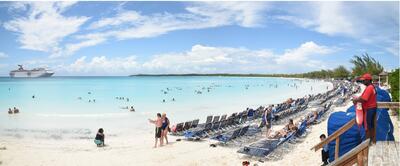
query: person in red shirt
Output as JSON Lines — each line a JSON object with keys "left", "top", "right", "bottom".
{"left": 353, "top": 73, "right": 377, "bottom": 142}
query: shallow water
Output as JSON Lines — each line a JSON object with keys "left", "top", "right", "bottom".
{"left": 0, "top": 76, "right": 332, "bottom": 140}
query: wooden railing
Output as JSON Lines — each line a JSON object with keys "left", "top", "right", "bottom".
{"left": 328, "top": 139, "right": 370, "bottom": 166}
{"left": 311, "top": 102, "right": 399, "bottom": 166}
{"left": 377, "top": 102, "right": 400, "bottom": 110}
{"left": 311, "top": 119, "right": 356, "bottom": 159}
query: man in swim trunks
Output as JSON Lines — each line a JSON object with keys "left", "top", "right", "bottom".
{"left": 149, "top": 113, "right": 163, "bottom": 148}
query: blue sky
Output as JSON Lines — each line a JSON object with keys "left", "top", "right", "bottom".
{"left": 0, "top": 1, "right": 398, "bottom": 76}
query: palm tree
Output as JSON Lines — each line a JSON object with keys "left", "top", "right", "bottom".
{"left": 350, "top": 53, "right": 383, "bottom": 77}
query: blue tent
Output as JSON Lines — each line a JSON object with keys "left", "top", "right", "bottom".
{"left": 327, "top": 112, "right": 365, "bottom": 162}
{"left": 374, "top": 87, "right": 395, "bottom": 141}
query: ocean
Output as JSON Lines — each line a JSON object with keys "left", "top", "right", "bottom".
{"left": 0, "top": 76, "right": 332, "bottom": 140}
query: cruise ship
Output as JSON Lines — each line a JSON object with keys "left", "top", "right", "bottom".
{"left": 9, "top": 65, "right": 54, "bottom": 78}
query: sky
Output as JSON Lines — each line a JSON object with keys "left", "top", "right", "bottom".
{"left": 0, "top": 1, "right": 398, "bottom": 76}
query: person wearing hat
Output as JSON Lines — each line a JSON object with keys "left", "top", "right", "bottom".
{"left": 352, "top": 73, "right": 377, "bottom": 142}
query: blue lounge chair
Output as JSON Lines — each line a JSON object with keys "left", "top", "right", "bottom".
{"left": 183, "top": 121, "right": 192, "bottom": 131}
{"left": 220, "top": 114, "right": 227, "bottom": 121}
{"left": 212, "top": 116, "right": 220, "bottom": 123}
{"left": 191, "top": 119, "right": 200, "bottom": 128}
{"left": 205, "top": 115, "right": 213, "bottom": 124}
{"left": 238, "top": 125, "right": 249, "bottom": 137}
{"left": 238, "top": 139, "right": 280, "bottom": 157}
{"left": 214, "top": 128, "right": 241, "bottom": 143}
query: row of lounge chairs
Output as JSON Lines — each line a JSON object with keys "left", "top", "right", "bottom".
{"left": 172, "top": 119, "right": 199, "bottom": 135}
{"left": 237, "top": 101, "right": 334, "bottom": 157}
{"left": 183, "top": 112, "right": 253, "bottom": 140}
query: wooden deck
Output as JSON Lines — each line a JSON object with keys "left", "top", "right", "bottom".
{"left": 368, "top": 141, "right": 400, "bottom": 166}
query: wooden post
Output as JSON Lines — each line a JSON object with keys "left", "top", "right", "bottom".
{"left": 357, "top": 151, "right": 364, "bottom": 166}
{"left": 363, "top": 148, "right": 368, "bottom": 166}
{"left": 335, "top": 137, "right": 340, "bottom": 160}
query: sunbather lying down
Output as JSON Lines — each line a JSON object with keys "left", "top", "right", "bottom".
{"left": 267, "top": 129, "right": 289, "bottom": 140}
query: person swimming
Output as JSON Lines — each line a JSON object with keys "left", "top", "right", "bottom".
{"left": 13, "top": 107, "right": 19, "bottom": 114}
{"left": 8, "top": 108, "right": 13, "bottom": 114}
{"left": 130, "top": 106, "right": 135, "bottom": 112}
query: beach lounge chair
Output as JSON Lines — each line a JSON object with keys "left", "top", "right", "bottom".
{"left": 205, "top": 115, "right": 213, "bottom": 124}
{"left": 220, "top": 114, "right": 227, "bottom": 121}
{"left": 238, "top": 125, "right": 249, "bottom": 137}
{"left": 191, "top": 119, "right": 200, "bottom": 128}
{"left": 183, "top": 121, "right": 192, "bottom": 131}
{"left": 237, "top": 139, "right": 280, "bottom": 157}
{"left": 212, "top": 121, "right": 221, "bottom": 131}
{"left": 175, "top": 123, "right": 184, "bottom": 132}
{"left": 212, "top": 116, "right": 220, "bottom": 123}
{"left": 215, "top": 128, "right": 241, "bottom": 143}
{"left": 296, "top": 121, "right": 307, "bottom": 137}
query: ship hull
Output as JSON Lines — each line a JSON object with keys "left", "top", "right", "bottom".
{"left": 10, "top": 71, "right": 54, "bottom": 78}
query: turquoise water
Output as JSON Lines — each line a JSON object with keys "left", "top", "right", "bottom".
{"left": 0, "top": 76, "right": 331, "bottom": 139}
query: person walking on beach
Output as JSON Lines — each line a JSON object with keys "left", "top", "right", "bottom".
{"left": 94, "top": 128, "right": 105, "bottom": 147}
{"left": 149, "top": 113, "right": 162, "bottom": 148}
{"left": 352, "top": 73, "right": 377, "bottom": 142}
{"left": 160, "top": 113, "right": 170, "bottom": 146}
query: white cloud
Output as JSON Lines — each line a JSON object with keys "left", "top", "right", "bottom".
{"left": 64, "top": 55, "right": 138, "bottom": 75}
{"left": 275, "top": 1, "right": 399, "bottom": 56}
{"left": 0, "top": 52, "right": 8, "bottom": 58}
{"left": 76, "top": 2, "right": 269, "bottom": 51}
{"left": 4, "top": 2, "right": 89, "bottom": 55}
{"left": 61, "top": 42, "right": 335, "bottom": 75}
{"left": 142, "top": 44, "right": 275, "bottom": 74}
{"left": 275, "top": 41, "right": 336, "bottom": 66}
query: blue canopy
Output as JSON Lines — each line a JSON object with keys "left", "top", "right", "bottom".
{"left": 327, "top": 111, "right": 365, "bottom": 162}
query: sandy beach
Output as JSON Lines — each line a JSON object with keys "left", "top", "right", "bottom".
{"left": 4, "top": 98, "right": 397, "bottom": 166}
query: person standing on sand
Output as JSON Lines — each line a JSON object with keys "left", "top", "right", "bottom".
{"left": 320, "top": 134, "right": 329, "bottom": 165}
{"left": 265, "top": 106, "right": 273, "bottom": 138}
{"left": 352, "top": 73, "right": 377, "bottom": 142}
{"left": 94, "top": 128, "right": 105, "bottom": 147}
{"left": 160, "top": 113, "right": 170, "bottom": 146}
{"left": 149, "top": 113, "right": 162, "bottom": 148}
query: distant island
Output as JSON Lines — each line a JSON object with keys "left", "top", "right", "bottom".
{"left": 130, "top": 73, "right": 299, "bottom": 78}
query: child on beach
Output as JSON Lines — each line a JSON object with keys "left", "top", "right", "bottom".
{"left": 94, "top": 128, "right": 105, "bottom": 147}
{"left": 320, "top": 134, "right": 329, "bottom": 165}
{"left": 149, "top": 113, "right": 162, "bottom": 148}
